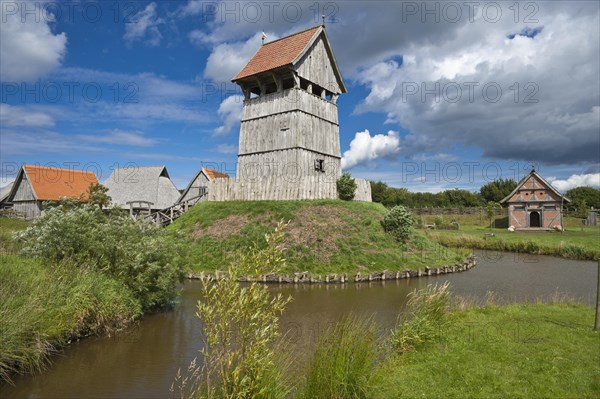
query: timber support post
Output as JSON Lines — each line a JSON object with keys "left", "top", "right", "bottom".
{"left": 595, "top": 260, "right": 600, "bottom": 330}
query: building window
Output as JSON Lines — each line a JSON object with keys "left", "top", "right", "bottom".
{"left": 314, "top": 159, "right": 325, "bottom": 173}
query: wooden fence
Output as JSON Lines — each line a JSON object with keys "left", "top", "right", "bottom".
{"left": 207, "top": 176, "right": 372, "bottom": 202}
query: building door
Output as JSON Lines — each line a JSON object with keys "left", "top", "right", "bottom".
{"left": 529, "top": 211, "right": 541, "bottom": 227}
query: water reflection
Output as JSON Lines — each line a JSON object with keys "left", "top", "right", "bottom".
{"left": 2, "top": 251, "right": 596, "bottom": 399}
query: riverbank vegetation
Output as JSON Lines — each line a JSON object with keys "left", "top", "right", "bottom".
{"left": 175, "top": 227, "right": 599, "bottom": 399}
{"left": 169, "top": 200, "right": 468, "bottom": 274}
{"left": 0, "top": 204, "right": 184, "bottom": 384}
{"left": 425, "top": 224, "right": 600, "bottom": 261}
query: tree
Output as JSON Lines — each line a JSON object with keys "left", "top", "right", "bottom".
{"left": 87, "top": 183, "right": 111, "bottom": 209}
{"left": 480, "top": 178, "right": 518, "bottom": 203}
{"left": 565, "top": 187, "right": 600, "bottom": 211}
{"left": 370, "top": 181, "right": 389, "bottom": 204}
{"left": 337, "top": 172, "right": 357, "bottom": 201}
{"left": 486, "top": 201, "right": 501, "bottom": 228}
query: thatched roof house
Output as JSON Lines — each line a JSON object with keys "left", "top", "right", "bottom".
{"left": 4, "top": 165, "right": 98, "bottom": 218}
{"left": 177, "top": 167, "right": 229, "bottom": 204}
{"left": 104, "top": 166, "right": 180, "bottom": 212}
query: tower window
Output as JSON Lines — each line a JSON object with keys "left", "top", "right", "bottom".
{"left": 314, "top": 159, "right": 325, "bottom": 172}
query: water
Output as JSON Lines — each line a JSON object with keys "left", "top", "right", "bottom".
{"left": 2, "top": 251, "right": 597, "bottom": 398}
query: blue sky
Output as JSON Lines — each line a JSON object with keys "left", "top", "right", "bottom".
{"left": 1, "top": 0, "right": 599, "bottom": 192}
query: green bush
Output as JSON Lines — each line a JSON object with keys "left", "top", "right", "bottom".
{"left": 15, "top": 204, "right": 184, "bottom": 310}
{"left": 337, "top": 172, "right": 357, "bottom": 201}
{"left": 381, "top": 205, "right": 414, "bottom": 242}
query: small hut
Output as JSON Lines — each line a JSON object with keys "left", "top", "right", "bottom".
{"left": 104, "top": 166, "right": 180, "bottom": 215}
{"left": 500, "top": 169, "right": 570, "bottom": 230}
{"left": 4, "top": 165, "right": 99, "bottom": 218}
{"left": 177, "top": 167, "right": 229, "bottom": 204}
{"left": 0, "top": 182, "right": 14, "bottom": 209}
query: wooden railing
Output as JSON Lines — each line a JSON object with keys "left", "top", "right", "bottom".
{"left": 143, "top": 193, "right": 206, "bottom": 226}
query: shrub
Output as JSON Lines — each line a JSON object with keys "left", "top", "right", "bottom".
{"left": 381, "top": 205, "right": 414, "bottom": 242}
{"left": 300, "top": 316, "right": 377, "bottom": 399}
{"left": 337, "top": 172, "right": 357, "bottom": 201}
{"left": 178, "top": 222, "right": 292, "bottom": 399}
{"left": 15, "top": 204, "right": 184, "bottom": 310}
{"left": 391, "top": 283, "right": 451, "bottom": 353}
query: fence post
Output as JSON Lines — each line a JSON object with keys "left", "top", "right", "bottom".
{"left": 595, "top": 260, "right": 600, "bottom": 331}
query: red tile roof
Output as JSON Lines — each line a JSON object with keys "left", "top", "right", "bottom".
{"left": 24, "top": 165, "right": 99, "bottom": 201}
{"left": 203, "top": 167, "right": 229, "bottom": 180}
{"left": 233, "top": 26, "right": 321, "bottom": 81}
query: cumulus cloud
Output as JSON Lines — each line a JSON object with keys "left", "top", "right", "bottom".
{"left": 549, "top": 173, "right": 600, "bottom": 192}
{"left": 200, "top": 32, "right": 268, "bottom": 83}
{"left": 0, "top": 103, "right": 55, "bottom": 127}
{"left": 353, "top": 6, "right": 600, "bottom": 165}
{"left": 0, "top": 0, "right": 67, "bottom": 82}
{"left": 124, "top": 2, "right": 163, "bottom": 47}
{"left": 341, "top": 130, "right": 400, "bottom": 170}
{"left": 214, "top": 95, "right": 244, "bottom": 136}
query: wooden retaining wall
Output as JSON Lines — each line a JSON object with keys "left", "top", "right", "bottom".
{"left": 207, "top": 177, "right": 372, "bottom": 202}
{"left": 187, "top": 255, "right": 477, "bottom": 284}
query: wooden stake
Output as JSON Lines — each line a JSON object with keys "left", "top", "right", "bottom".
{"left": 595, "top": 259, "right": 600, "bottom": 330}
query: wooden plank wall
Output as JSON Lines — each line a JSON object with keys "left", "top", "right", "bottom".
{"left": 354, "top": 179, "right": 372, "bottom": 202}
{"left": 242, "top": 88, "right": 338, "bottom": 124}
{"left": 207, "top": 176, "right": 372, "bottom": 202}
{"left": 295, "top": 36, "right": 341, "bottom": 94}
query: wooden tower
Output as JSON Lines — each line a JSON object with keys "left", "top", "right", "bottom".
{"left": 232, "top": 25, "right": 347, "bottom": 182}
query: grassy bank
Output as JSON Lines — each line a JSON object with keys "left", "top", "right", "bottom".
{"left": 168, "top": 200, "right": 469, "bottom": 274}
{"left": 1, "top": 206, "right": 183, "bottom": 384}
{"left": 373, "top": 302, "right": 600, "bottom": 398}
{"left": 426, "top": 225, "right": 600, "bottom": 260}
{"left": 0, "top": 255, "right": 141, "bottom": 383}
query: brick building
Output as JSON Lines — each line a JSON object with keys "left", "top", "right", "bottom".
{"left": 500, "top": 169, "right": 570, "bottom": 230}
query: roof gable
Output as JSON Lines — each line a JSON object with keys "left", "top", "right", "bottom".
{"left": 500, "top": 170, "right": 570, "bottom": 204}
{"left": 177, "top": 167, "right": 229, "bottom": 203}
{"left": 104, "top": 166, "right": 180, "bottom": 209}
{"left": 8, "top": 165, "right": 98, "bottom": 202}
{"left": 232, "top": 26, "right": 347, "bottom": 93}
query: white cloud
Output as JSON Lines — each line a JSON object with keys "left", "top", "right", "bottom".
{"left": 215, "top": 144, "right": 237, "bottom": 154}
{"left": 77, "top": 129, "right": 158, "bottom": 147}
{"left": 354, "top": 8, "right": 600, "bottom": 164}
{"left": 0, "top": 103, "right": 55, "bottom": 127}
{"left": 213, "top": 95, "right": 244, "bottom": 136}
{"left": 549, "top": 173, "right": 600, "bottom": 192}
{"left": 341, "top": 130, "right": 400, "bottom": 170}
{"left": 124, "top": 2, "right": 163, "bottom": 47}
{"left": 0, "top": 0, "right": 67, "bottom": 82}
{"left": 200, "top": 32, "right": 266, "bottom": 83}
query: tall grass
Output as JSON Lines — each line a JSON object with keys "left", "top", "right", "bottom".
{"left": 432, "top": 233, "right": 600, "bottom": 260}
{"left": 0, "top": 255, "right": 141, "bottom": 384}
{"left": 300, "top": 316, "right": 378, "bottom": 399}
{"left": 391, "top": 283, "right": 451, "bottom": 353}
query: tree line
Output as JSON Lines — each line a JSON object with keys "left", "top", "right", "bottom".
{"left": 370, "top": 179, "right": 600, "bottom": 210}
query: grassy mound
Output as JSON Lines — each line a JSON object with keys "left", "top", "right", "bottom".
{"left": 169, "top": 200, "right": 468, "bottom": 274}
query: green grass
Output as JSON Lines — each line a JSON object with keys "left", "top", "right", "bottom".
{"left": 0, "top": 218, "right": 29, "bottom": 254}
{"left": 372, "top": 303, "right": 600, "bottom": 399}
{"left": 427, "top": 223, "right": 600, "bottom": 260}
{"left": 0, "top": 255, "right": 142, "bottom": 384}
{"left": 300, "top": 316, "right": 378, "bottom": 399}
{"left": 168, "top": 200, "right": 469, "bottom": 274}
